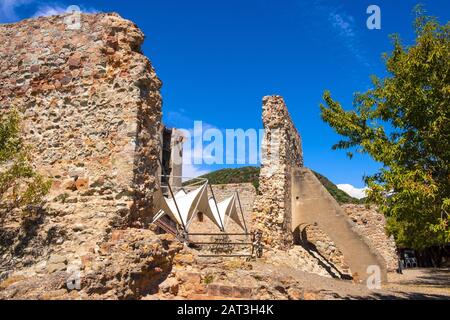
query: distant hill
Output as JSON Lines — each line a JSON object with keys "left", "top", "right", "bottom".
{"left": 193, "top": 166, "right": 362, "bottom": 204}
{"left": 311, "top": 171, "right": 364, "bottom": 204}
{"left": 192, "top": 166, "right": 261, "bottom": 191}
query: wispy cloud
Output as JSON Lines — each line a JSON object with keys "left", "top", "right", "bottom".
{"left": 0, "top": 0, "right": 98, "bottom": 23}
{"left": 165, "top": 108, "right": 261, "bottom": 177}
{"left": 182, "top": 163, "right": 211, "bottom": 180}
{"left": 329, "top": 12, "right": 355, "bottom": 38}
{"left": 328, "top": 10, "right": 369, "bottom": 67}
{"left": 169, "top": 111, "right": 215, "bottom": 179}
{"left": 301, "top": 0, "right": 369, "bottom": 67}
{"left": 165, "top": 109, "right": 220, "bottom": 164}
{"left": 33, "top": 4, "right": 67, "bottom": 17}
{"left": 0, "top": 0, "right": 31, "bottom": 22}
{"left": 164, "top": 109, "right": 194, "bottom": 129}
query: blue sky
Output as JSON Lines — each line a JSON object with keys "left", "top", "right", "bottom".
{"left": 1, "top": 0, "right": 449, "bottom": 189}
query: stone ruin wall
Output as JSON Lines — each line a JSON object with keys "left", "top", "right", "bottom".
{"left": 301, "top": 225, "right": 351, "bottom": 276}
{"left": 251, "top": 95, "right": 397, "bottom": 274}
{"left": 342, "top": 204, "right": 398, "bottom": 271}
{"left": 252, "top": 96, "right": 303, "bottom": 249}
{"left": 0, "top": 12, "right": 400, "bottom": 299}
{"left": 303, "top": 204, "right": 398, "bottom": 274}
{"left": 0, "top": 13, "right": 164, "bottom": 280}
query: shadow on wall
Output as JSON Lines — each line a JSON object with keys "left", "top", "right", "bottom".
{"left": 0, "top": 206, "right": 68, "bottom": 275}
{"left": 129, "top": 78, "right": 162, "bottom": 228}
{"left": 293, "top": 224, "right": 353, "bottom": 281}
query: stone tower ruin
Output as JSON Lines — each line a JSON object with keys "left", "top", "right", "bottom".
{"left": 0, "top": 13, "right": 168, "bottom": 281}
{"left": 252, "top": 96, "right": 303, "bottom": 249}
{"left": 253, "top": 96, "right": 388, "bottom": 282}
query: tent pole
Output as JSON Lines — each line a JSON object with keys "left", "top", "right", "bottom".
{"left": 236, "top": 191, "right": 248, "bottom": 235}
{"left": 209, "top": 183, "right": 225, "bottom": 232}
{"left": 185, "top": 183, "right": 206, "bottom": 229}
{"left": 157, "top": 157, "right": 186, "bottom": 232}
{"left": 167, "top": 179, "right": 186, "bottom": 232}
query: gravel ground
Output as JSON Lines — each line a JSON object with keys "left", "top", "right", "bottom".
{"left": 383, "top": 268, "right": 450, "bottom": 299}
{"left": 253, "top": 262, "right": 450, "bottom": 300}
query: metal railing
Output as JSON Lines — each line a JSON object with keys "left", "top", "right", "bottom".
{"left": 158, "top": 174, "right": 248, "bottom": 234}
{"left": 153, "top": 215, "right": 178, "bottom": 235}
{"left": 188, "top": 231, "right": 263, "bottom": 259}
{"left": 155, "top": 158, "right": 260, "bottom": 258}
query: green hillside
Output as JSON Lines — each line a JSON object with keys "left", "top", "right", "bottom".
{"left": 311, "top": 171, "right": 364, "bottom": 204}
{"left": 194, "top": 166, "right": 362, "bottom": 204}
{"left": 192, "top": 166, "right": 261, "bottom": 191}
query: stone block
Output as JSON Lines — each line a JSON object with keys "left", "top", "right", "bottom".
{"left": 207, "top": 284, "right": 221, "bottom": 296}
{"left": 232, "top": 286, "right": 253, "bottom": 298}
{"left": 219, "top": 285, "right": 233, "bottom": 297}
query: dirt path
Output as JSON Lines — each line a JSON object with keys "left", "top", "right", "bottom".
{"left": 252, "top": 262, "right": 450, "bottom": 299}
{"left": 383, "top": 268, "right": 450, "bottom": 299}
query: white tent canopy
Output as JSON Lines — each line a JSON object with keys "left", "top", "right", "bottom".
{"left": 187, "top": 185, "right": 224, "bottom": 231}
{"left": 209, "top": 194, "right": 245, "bottom": 231}
{"left": 226, "top": 195, "right": 246, "bottom": 231}
{"left": 152, "top": 183, "right": 246, "bottom": 233}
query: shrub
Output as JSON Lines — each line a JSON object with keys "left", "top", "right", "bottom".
{"left": 0, "top": 109, "right": 51, "bottom": 224}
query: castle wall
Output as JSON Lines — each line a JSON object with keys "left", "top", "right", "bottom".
{"left": 302, "top": 204, "right": 398, "bottom": 276}
{"left": 291, "top": 167, "right": 388, "bottom": 282}
{"left": 252, "top": 96, "right": 303, "bottom": 249}
{"left": 0, "top": 13, "right": 162, "bottom": 275}
{"left": 342, "top": 204, "right": 398, "bottom": 272}
{"left": 168, "top": 129, "right": 185, "bottom": 189}
{"left": 251, "top": 95, "right": 394, "bottom": 280}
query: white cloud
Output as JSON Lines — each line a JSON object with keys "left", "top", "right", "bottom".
{"left": 177, "top": 123, "right": 214, "bottom": 180}
{"left": 33, "top": 4, "right": 66, "bottom": 18}
{"left": 166, "top": 109, "right": 262, "bottom": 167}
{"left": 182, "top": 163, "right": 211, "bottom": 181}
{"left": 164, "top": 110, "right": 193, "bottom": 129}
{"left": 33, "top": 3, "right": 98, "bottom": 18}
{"left": 337, "top": 184, "right": 368, "bottom": 199}
{"left": 329, "top": 12, "right": 355, "bottom": 38}
{"left": 0, "top": 0, "right": 31, "bottom": 22}
{"left": 328, "top": 11, "right": 367, "bottom": 65}
{"left": 172, "top": 117, "right": 222, "bottom": 165}
{"left": 304, "top": 0, "right": 369, "bottom": 67}
{"left": 0, "top": 0, "right": 98, "bottom": 23}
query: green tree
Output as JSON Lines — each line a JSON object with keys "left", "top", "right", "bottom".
{"left": 320, "top": 8, "right": 450, "bottom": 250}
{"left": 0, "top": 109, "right": 51, "bottom": 224}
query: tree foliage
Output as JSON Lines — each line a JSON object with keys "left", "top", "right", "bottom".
{"left": 0, "top": 109, "right": 51, "bottom": 223}
{"left": 320, "top": 8, "right": 450, "bottom": 250}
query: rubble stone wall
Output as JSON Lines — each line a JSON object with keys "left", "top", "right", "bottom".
{"left": 342, "top": 204, "right": 398, "bottom": 272}
{"left": 302, "top": 204, "right": 398, "bottom": 275}
{"left": 252, "top": 96, "right": 303, "bottom": 249}
{"left": 0, "top": 13, "right": 162, "bottom": 279}
{"left": 302, "top": 225, "right": 351, "bottom": 277}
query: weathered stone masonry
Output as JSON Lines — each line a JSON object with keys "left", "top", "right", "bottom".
{"left": 0, "top": 13, "right": 170, "bottom": 290}
{"left": 342, "top": 204, "right": 398, "bottom": 272}
{"left": 252, "top": 96, "right": 303, "bottom": 249}
{"left": 0, "top": 13, "right": 161, "bottom": 227}
{"left": 0, "top": 13, "right": 399, "bottom": 299}
{"left": 252, "top": 96, "right": 394, "bottom": 282}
